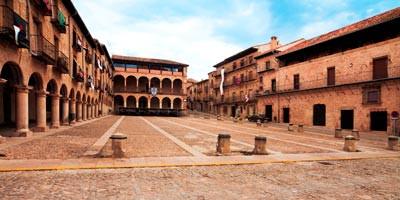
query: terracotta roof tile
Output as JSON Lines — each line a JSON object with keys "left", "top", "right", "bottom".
{"left": 280, "top": 7, "right": 400, "bottom": 55}
{"left": 112, "top": 55, "right": 188, "bottom": 67}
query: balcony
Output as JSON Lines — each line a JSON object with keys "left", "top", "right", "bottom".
{"left": 85, "top": 51, "right": 93, "bottom": 63}
{"left": 86, "top": 76, "right": 94, "bottom": 89}
{"left": 74, "top": 67, "right": 84, "bottom": 82}
{"left": 32, "top": 0, "right": 51, "bottom": 16}
{"left": 72, "top": 32, "right": 82, "bottom": 52}
{"left": 0, "top": 5, "right": 30, "bottom": 48}
{"left": 258, "top": 65, "right": 400, "bottom": 96}
{"left": 51, "top": 6, "right": 66, "bottom": 33}
{"left": 56, "top": 51, "right": 69, "bottom": 73}
{"left": 31, "top": 35, "right": 56, "bottom": 65}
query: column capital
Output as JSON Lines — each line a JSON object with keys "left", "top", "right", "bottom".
{"left": 35, "top": 90, "right": 47, "bottom": 97}
{"left": 61, "top": 97, "right": 70, "bottom": 101}
{"left": 15, "top": 85, "right": 29, "bottom": 93}
{"left": 70, "top": 99, "right": 76, "bottom": 103}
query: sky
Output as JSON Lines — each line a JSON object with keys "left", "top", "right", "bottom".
{"left": 71, "top": 0, "right": 400, "bottom": 81}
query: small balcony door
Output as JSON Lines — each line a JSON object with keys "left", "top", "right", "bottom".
{"left": 373, "top": 57, "right": 388, "bottom": 80}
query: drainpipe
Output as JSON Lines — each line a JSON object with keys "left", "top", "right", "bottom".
{"left": 26, "top": 0, "right": 31, "bottom": 55}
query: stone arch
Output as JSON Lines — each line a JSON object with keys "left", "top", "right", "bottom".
{"left": 173, "top": 98, "right": 182, "bottom": 109}
{"left": 162, "top": 78, "right": 171, "bottom": 93}
{"left": 0, "top": 62, "right": 24, "bottom": 128}
{"left": 82, "top": 93, "right": 86, "bottom": 103}
{"left": 138, "top": 77, "right": 149, "bottom": 93}
{"left": 126, "top": 76, "right": 137, "bottom": 92}
{"left": 113, "top": 75, "right": 125, "bottom": 92}
{"left": 114, "top": 95, "right": 124, "bottom": 113}
{"left": 60, "top": 84, "right": 68, "bottom": 98}
{"left": 173, "top": 79, "right": 183, "bottom": 94}
{"left": 76, "top": 91, "right": 81, "bottom": 102}
{"left": 138, "top": 96, "right": 148, "bottom": 108}
{"left": 162, "top": 97, "right": 171, "bottom": 109}
{"left": 127, "top": 96, "right": 136, "bottom": 108}
{"left": 150, "top": 97, "right": 160, "bottom": 108}
{"left": 27, "top": 73, "right": 44, "bottom": 128}
{"left": 150, "top": 77, "right": 160, "bottom": 90}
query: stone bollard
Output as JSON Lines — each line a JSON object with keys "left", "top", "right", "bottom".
{"left": 217, "top": 115, "right": 223, "bottom": 121}
{"left": 288, "top": 123, "right": 294, "bottom": 131}
{"left": 110, "top": 133, "right": 127, "bottom": 158}
{"left": 256, "top": 119, "right": 262, "bottom": 127}
{"left": 335, "top": 128, "right": 342, "bottom": 138}
{"left": 298, "top": 124, "right": 304, "bottom": 132}
{"left": 343, "top": 135, "right": 357, "bottom": 152}
{"left": 216, "top": 134, "right": 231, "bottom": 154}
{"left": 253, "top": 136, "right": 268, "bottom": 155}
{"left": 387, "top": 136, "right": 399, "bottom": 151}
{"left": 351, "top": 129, "right": 360, "bottom": 140}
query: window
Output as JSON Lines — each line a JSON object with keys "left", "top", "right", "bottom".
{"left": 240, "top": 59, "right": 244, "bottom": 67}
{"left": 240, "top": 74, "right": 244, "bottom": 82}
{"left": 259, "top": 76, "right": 263, "bottom": 83}
{"left": 266, "top": 61, "right": 271, "bottom": 69}
{"left": 114, "top": 63, "right": 125, "bottom": 68}
{"left": 233, "top": 62, "right": 237, "bottom": 70}
{"left": 373, "top": 57, "right": 388, "bottom": 80}
{"left": 249, "top": 71, "right": 253, "bottom": 80}
{"left": 327, "top": 67, "right": 335, "bottom": 86}
{"left": 232, "top": 76, "right": 236, "bottom": 85}
{"left": 271, "top": 79, "right": 276, "bottom": 92}
{"left": 126, "top": 64, "right": 137, "bottom": 68}
{"left": 367, "top": 91, "right": 379, "bottom": 103}
{"left": 249, "top": 56, "right": 253, "bottom": 63}
{"left": 362, "top": 85, "right": 381, "bottom": 104}
{"left": 294, "top": 74, "right": 300, "bottom": 90}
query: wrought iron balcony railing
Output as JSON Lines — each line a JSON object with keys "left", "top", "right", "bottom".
{"left": 0, "top": 5, "right": 29, "bottom": 48}
{"left": 56, "top": 51, "right": 69, "bottom": 73}
{"left": 51, "top": 6, "right": 66, "bottom": 33}
{"left": 31, "top": 35, "right": 56, "bottom": 65}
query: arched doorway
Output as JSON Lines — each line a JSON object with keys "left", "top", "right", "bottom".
{"left": 69, "top": 88, "right": 75, "bottom": 123}
{"left": 0, "top": 62, "right": 24, "bottom": 132}
{"left": 173, "top": 79, "right": 182, "bottom": 94}
{"left": 162, "top": 78, "right": 171, "bottom": 93}
{"left": 82, "top": 94, "right": 87, "bottom": 121}
{"left": 150, "top": 77, "right": 160, "bottom": 94}
{"left": 114, "top": 95, "right": 124, "bottom": 113}
{"left": 313, "top": 104, "right": 326, "bottom": 126}
{"left": 150, "top": 97, "right": 160, "bottom": 108}
{"left": 139, "top": 96, "right": 148, "bottom": 108}
{"left": 28, "top": 73, "right": 44, "bottom": 131}
{"left": 76, "top": 91, "right": 82, "bottom": 122}
{"left": 162, "top": 97, "right": 171, "bottom": 109}
{"left": 173, "top": 98, "right": 182, "bottom": 109}
{"left": 138, "top": 77, "right": 149, "bottom": 93}
{"left": 113, "top": 75, "right": 125, "bottom": 92}
{"left": 87, "top": 96, "right": 91, "bottom": 120}
{"left": 126, "top": 76, "right": 137, "bottom": 92}
{"left": 127, "top": 96, "right": 136, "bottom": 108}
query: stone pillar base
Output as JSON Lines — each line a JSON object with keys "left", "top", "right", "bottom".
{"left": 33, "top": 126, "right": 49, "bottom": 132}
{"left": 253, "top": 136, "right": 268, "bottom": 155}
{"left": 61, "top": 122, "right": 70, "bottom": 126}
{"left": 335, "top": 128, "right": 342, "bottom": 138}
{"left": 50, "top": 125, "right": 59, "bottom": 129}
{"left": 217, "top": 134, "right": 231, "bottom": 154}
{"left": 70, "top": 120, "right": 76, "bottom": 125}
{"left": 12, "top": 129, "right": 33, "bottom": 137}
{"left": 77, "top": 119, "right": 82, "bottom": 122}
{"left": 288, "top": 124, "right": 294, "bottom": 131}
{"left": 343, "top": 135, "right": 357, "bottom": 152}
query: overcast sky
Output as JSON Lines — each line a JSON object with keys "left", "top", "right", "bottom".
{"left": 71, "top": 0, "right": 399, "bottom": 81}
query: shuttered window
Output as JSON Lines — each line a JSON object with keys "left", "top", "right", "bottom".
{"left": 327, "top": 67, "right": 335, "bottom": 86}
{"left": 373, "top": 57, "right": 388, "bottom": 80}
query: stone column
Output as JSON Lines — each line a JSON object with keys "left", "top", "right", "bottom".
{"left": 136, "top": 100, "right": 139, "bottom": 108}
{"left": 92, "top": 104, "right": 95, "bottom": 118}
{"left": 76, "top": 101, "right": 82, "bottom": 122}
{"left": 33, "top": 90, "right": 48, "bottom": 132}
{"left": 13, "top": 86, "right": 32, "bottom": 137}
{"left": 50, "top": 95, "right": 60, "bottom": 128}
{"left": 95, "top": 104, "right": 98, "bottom": 118}
{"left": 61, "top": 98, "right": 69, "bottom": 126}
{"left": 82, "top": 102, "right": 87, "bottom": 121}
{"left": 87, "top": 104, "right": 92, "bottom": 120}
{"left": 70, "top": 99, "right": 76, "bottom": 124}
{"left": 148, "top": 99, "right": 151, "bottom": 108}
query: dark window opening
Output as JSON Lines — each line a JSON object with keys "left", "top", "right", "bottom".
{"left": 294, "top": 74, "right": 300, "bottom": 90}
{"left": 271, "top": 79, "right": 276, "bottom": 92}
{"left": 327, "top": 67, "right": 335, "bottom": 86}
{"left": 373, "top": 57, "right": 388, "bottom": 80}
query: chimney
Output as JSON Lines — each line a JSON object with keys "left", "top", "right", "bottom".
{"left": 270, "top": 36, "right": 279, "bottom": 50}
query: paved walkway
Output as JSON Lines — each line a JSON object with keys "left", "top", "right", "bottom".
{"left": 0, "top": 150, "right": 398, "bottom": 172}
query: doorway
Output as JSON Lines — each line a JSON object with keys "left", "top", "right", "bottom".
{"left": 341, "top": 110, "right": 354, "bottom": 129}
{"left": 231, "top": 106, "right": 236, "bottom": 118}
{"left": 370, "top": 111, "right": 387, "bottom": 131}
{"left": 265, "top": 105, "right": 272, "bottom": 121}
{"left": 313, "top": 104, "right": 326, "bottom": 126}
{"left": 283, "top": 108, "right": 290, "bottom": 123}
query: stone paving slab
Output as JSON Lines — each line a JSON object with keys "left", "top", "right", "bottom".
{"left": 0, "top": 151, "right": 398, "bottom": 172}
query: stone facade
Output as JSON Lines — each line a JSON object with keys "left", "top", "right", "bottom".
{"left": 112, "top": 55, "right": 188, "bottom": 113}
{"left": 0, "top": 0, "right": 114, "bottom": 136}
{"left": 189, "top": 8, "right": 400, "bottom": 134}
